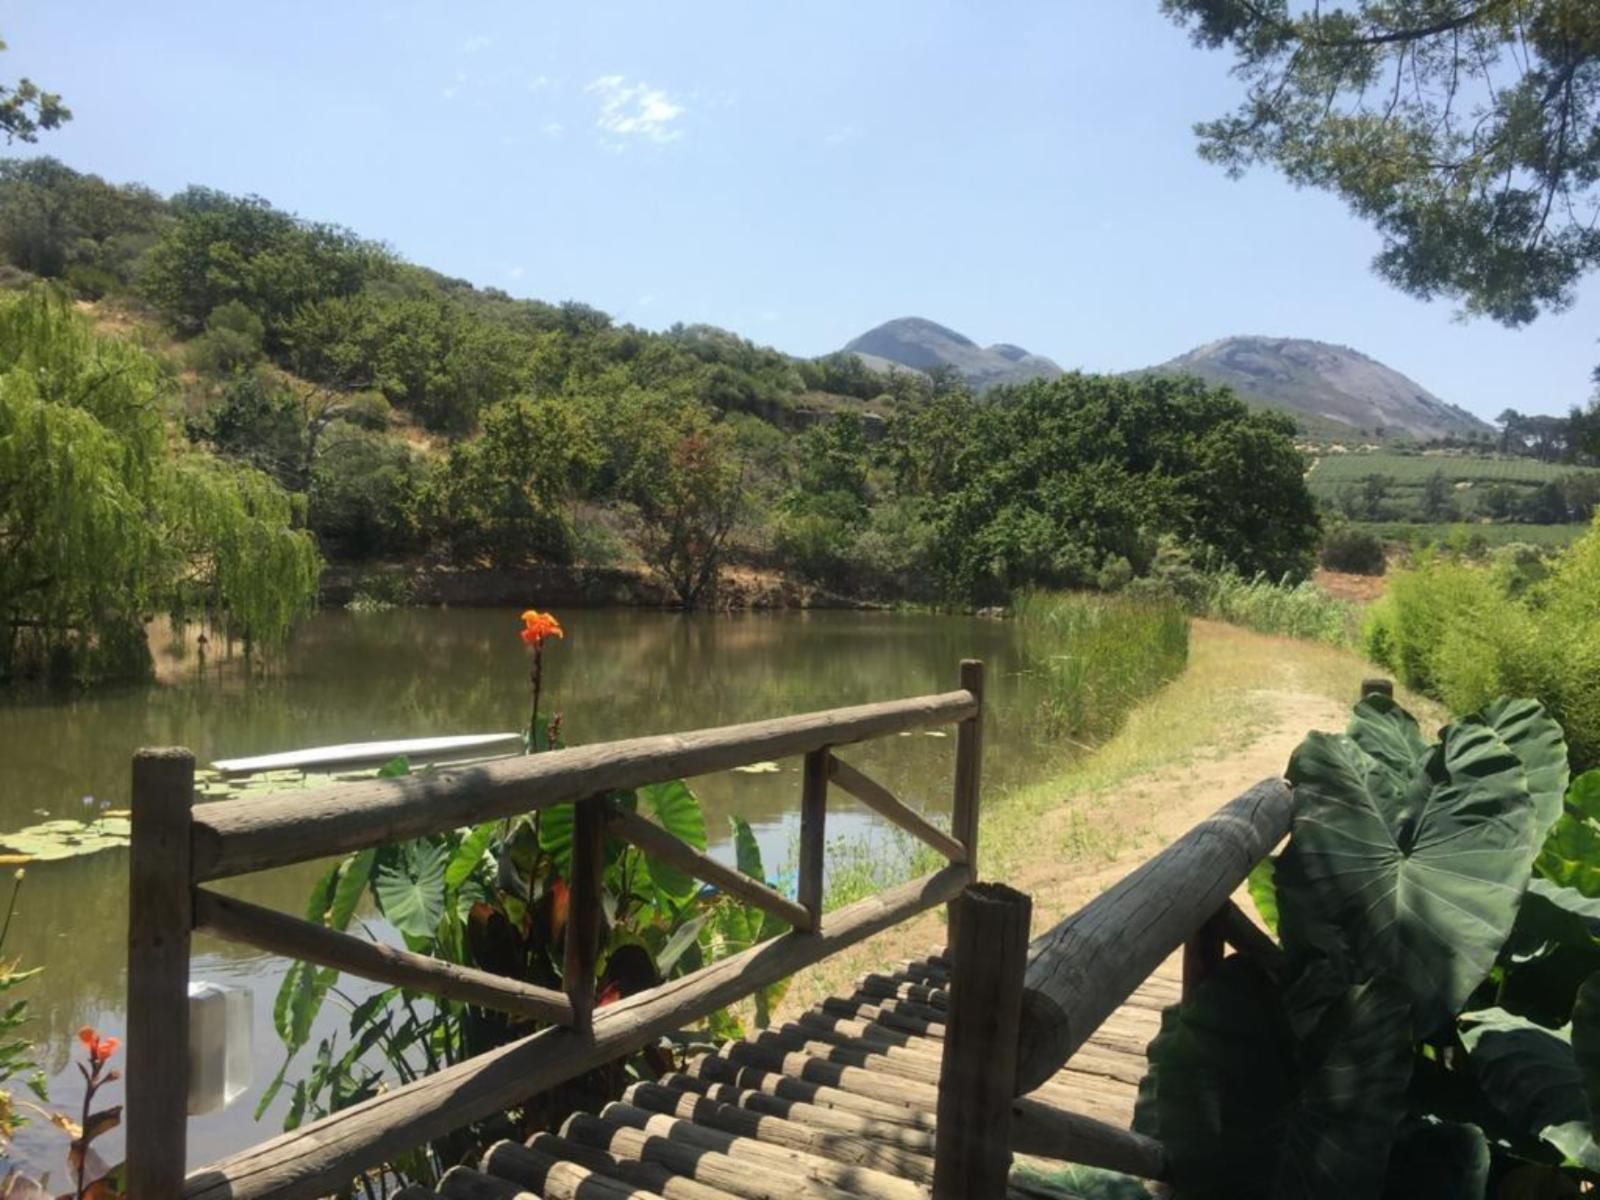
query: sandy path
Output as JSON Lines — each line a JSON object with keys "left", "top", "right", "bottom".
{"left": 772, "top": 620, "right": 1397, "bottom": 1020}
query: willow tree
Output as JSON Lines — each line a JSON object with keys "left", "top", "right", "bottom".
{"left": 0, "top": 289, "right": 320, "bottom": 681}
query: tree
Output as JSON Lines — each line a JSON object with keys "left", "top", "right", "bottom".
{"left": 0, "top": 289, "right": 319, "bottom": 681}
{"left": 1421, "top": 468, "right": 1456, "bottom": 520}
{"left": 0, "top": 37, "right": 68, "bottom": 144}
{"left": 625, "top": 404, "right": 745, "bottom": 609}
{"left": 1164, "top": 1, "right": 1600, "bottom": 326}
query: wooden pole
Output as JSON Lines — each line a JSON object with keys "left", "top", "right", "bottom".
{"left": 797, "top": 749, "right": 828, "bottom": 933}
{"left": 932, "top": 882, "right": 1030, "bottom": 1200}
{"left": 947, "top": 660, "right": 984, "bottom": 951}
{"left": 1361, "top": 677, "right": 1394, "bottom": 699}
{"left": 950, "top": 660, "right": 984, "bottom": 869}
{"left": 126, "top": 747, "right": 196, "bottom": 1198}
{"left": 564, "top": 795, "right": 605, "bottom": 1034}
{"left": 1181, "top": 907, "right": 1229, "bottom": 1001}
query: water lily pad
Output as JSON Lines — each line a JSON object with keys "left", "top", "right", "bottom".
{"left": 0, "top": 818, "right": 132, "bottom": 862}
{"left": 733, "top": 761, "right": 781, "bottom": 774}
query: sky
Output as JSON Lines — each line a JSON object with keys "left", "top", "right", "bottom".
{"left": 7, "top": 1, "right": 1597, "bottom": 422}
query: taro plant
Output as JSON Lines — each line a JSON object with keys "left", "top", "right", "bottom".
{"left": 1135, "top": 693, "right": 1600, "bottom": 1199}
{"left": 259, "top": 610, "right": 791, "bottom": 1191}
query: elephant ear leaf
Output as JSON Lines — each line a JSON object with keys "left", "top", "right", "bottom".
{"left": 1477, "top": 697, "right": 1569, "bottom": 840}
{"left": 1537, "top": 772, "right": 1600, "bottom": 897}
{"left": 1573, "top": 972, "right": 1600, "bottom": 1137}
{"left": 1280, "top": 722, "right": 1536, "bottom": 1036}
{"left": 1347, "top": 694, "right": 1431, "bottom": 784}
{"left": 1134, "top": 957, "right": 1413, "bottom": 1200}
{"left": 1380, "top": 1120, "right": 1489, "bottom": 1200}
{"left": 1462, "top": 1007, "right": 1600, "bottom": 1171}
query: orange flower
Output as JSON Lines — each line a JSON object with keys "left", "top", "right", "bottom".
{"left": 77, "top": 1026, "right": 119, "bottom": 1067}
{"left": 520, "top": 610, "right": 564, "bottom": 647}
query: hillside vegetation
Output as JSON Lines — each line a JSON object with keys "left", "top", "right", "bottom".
{"left": 0, "top": 157, "right": 1324, "bottom": 674}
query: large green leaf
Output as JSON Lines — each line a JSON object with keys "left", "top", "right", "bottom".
{"left": 1280, "top": 720, "right": 1536, "bottom": 1034}
{"left": 373, "top": 840, "right": 449, "bottom": 941}
{"left": 1480, "top": 698, "right": 1569, "bottom": 840}
{"left": 1346, "top": 694, "right": 1431, "bottom": 782}
{"left": 1133, "top": 957, "right": 1413, "bottom": 1200}
{"left": 1537, "top": 772, "right": 1600, "bottom": 897}
{"left": 638, "top": 780, "right": 707, "bottom": 905}
{"left": 1461, "top": 1007, "right": 1600, "bottom": 1170}
{"left": 444, "top": 822, "right": 498, "bottom": 891}
{"left": 731, "top": 815, "right": 766, "bottom": 883}
{"left": 1248, "top": 856, "right": 1280, "bottom": 937}
{"left": 1380, "top": 1120, "right": 1489, "bottom": 1200}
{"left": 1572, "top": 972, "right": 1600, "bottom": 1140}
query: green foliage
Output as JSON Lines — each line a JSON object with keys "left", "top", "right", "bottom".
{"left": 1365, "top": 518, "right": 1600, "bottom": 770}
{"left": 891, "top": 373, "right": 1320, "bottom": 598}
{"left": 0, "top": 39, "right": 69, "bottom": 144}
{"left": 1141, "top": 694, "right": 1600, "bottom": 1196}
{"left": 141, "top": 187, "right": 387, "bottom": 342}
{"left": 0, "top": 288, "right": 319, "bottom": 681}
{"left": 1194, "top": 569, "right": 1357, "bottom": 646}
{"left": 186, "top": 298, "right": 265, "bottom": 376}
{"left": 1164, "top": 0, "right": 1600, "bottom": 326}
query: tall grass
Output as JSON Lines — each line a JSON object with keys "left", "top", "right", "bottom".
{"left": 1195, "top": 571, "right": 1357, "bottom": 647}
{"left": 1011, "top": 591, "right": 1190, "bottom": 743}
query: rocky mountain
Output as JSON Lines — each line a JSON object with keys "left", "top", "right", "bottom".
{"left": 1142, "top": 336, "right": 1490, "bottom": 441}
{"left": 841, "top": 317, "right": 1063, "bottom": 392}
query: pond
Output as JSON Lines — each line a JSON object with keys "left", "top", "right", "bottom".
{"left": 0, "top": 607, "right": 1075, "bottom": 1174}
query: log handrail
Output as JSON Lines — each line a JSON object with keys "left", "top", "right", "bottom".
{"left": 129, "top": 665, "right": 988, "bottom": 1198}
{"left": 827, "top": 754, "right": 967, "bottom": 863}
{"left": 181, "top": 864, "right": 974, "bottom": 1200}
{"left": 607, "top": 803, "right": 812, "bottom": 932}
{"left": 1011, "top": 776, "right": 1292, "bottom": 1095}
{"left": 191, "top": 688, "right": 979, "bottom": 882}
{"left": 194, "top": 890, "right": 576, "bottom": 1025}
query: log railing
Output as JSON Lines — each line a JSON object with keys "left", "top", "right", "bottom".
{"left": 930, "top": 776, "right": 1295, "bottom": 1194}
{"left": 126, "top": 663, "right": 986, "bottom": 1200}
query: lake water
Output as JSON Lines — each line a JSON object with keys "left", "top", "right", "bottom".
{"left": 0, "top": 607, "right": 1073, "bottom": 1174}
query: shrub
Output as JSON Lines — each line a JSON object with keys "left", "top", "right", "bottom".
{"left": 1199, "top": 570, "right": 1358, "bottom": 646}
{"left": 1365, "top": 517, "right": 1600, "bottom": 770}
{"left": 1319, "top": 525, "right": 1386, "bottom": 575}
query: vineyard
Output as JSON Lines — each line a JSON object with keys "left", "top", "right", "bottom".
{"left": 1307, "top": 451, "right": 1597, "bottom": 492}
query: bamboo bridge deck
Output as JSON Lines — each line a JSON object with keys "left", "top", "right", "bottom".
{"left": 416, "top": 952, "right": 1181, "bottom": 1200}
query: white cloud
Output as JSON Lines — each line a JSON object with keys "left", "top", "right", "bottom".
{"left": 586, "top": 75, "right": 686, "bottom": 144}
{"left": 823, "top": 125, "right": 864, "bottom": 146}
{"left": 507, "top": 265, "right": 526, "bottom": 280}
{"left": 541, "top": 120, "right": 565, "bottom": 137}
{"left": 461, "top": 34, "right": 493, "bottom": 54}
{"left": 527, "top": 75, "right": 551, "bottom": 92}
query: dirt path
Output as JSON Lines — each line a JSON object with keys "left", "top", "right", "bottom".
{"left": 773, "top": 619, "right": 1435, "bottom": 1019}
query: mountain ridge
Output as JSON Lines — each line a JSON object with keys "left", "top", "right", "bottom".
{"left": 837, "top": 317, "right": 1490, "bottom": 440}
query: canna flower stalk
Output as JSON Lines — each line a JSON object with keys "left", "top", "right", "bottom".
{"left": 520, "top": 610, "right": 564, "bottom": 752}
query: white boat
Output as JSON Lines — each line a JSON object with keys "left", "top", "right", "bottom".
{"left": 211, "top": 732, "right": 522, "bottom": 777}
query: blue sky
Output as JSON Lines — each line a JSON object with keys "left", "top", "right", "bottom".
{"left": 7, "top": 1, "right": 1596, "bottom": 421}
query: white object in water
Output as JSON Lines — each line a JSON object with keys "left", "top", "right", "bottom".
{"left": 187, "top": 981, "right": 253, "bottom": 1115}
{"left": 211, "top": 732, "right": 521, "bottom": 777}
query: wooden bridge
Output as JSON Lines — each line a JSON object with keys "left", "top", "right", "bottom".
{"left": 125, "top": 661, "right": 1292, "bottom": 1199}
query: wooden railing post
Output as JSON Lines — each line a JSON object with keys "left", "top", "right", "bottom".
{"left": 933, "top": 882, "right": 1031, "bottom": 1200}
{"left": 797, "top": 750, "right": 828, "bottom": 933}
{"left": 951, "top": 660, "right": 984, "bottom": 869}
{"left": 1181, "top": 906, "right": 1229, "bottom": 1000}
{"left": 564, "top": 795, "right": 605, "bottom": 1034}
{"left": 126, "top": 747, "right": 196, "bottom": 1198}
{"left": 1362, "top": 677, "right": 1394, "bottom": 699}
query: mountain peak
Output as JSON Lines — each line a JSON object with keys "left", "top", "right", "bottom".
{"left": 1146, "top": 335, "right": 1490, "bottom": 440}
{"left": 840, "top": 317, "right": 1062, "bottom": 391}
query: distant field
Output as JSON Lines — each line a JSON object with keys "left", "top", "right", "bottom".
{"left": 1308, "top": 451, "right": 1592, "bottom": 493}
{"left": 1353, "top": 521, "right": 1590, "bottom": 548}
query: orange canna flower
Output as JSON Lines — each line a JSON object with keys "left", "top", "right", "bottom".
{"left": 77, "top": 1026, "right": 119, "bottom": 1067}
{"left": 520, "top": 610, "right": 564, "bottom": 647}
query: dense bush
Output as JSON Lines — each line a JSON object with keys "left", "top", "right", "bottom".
{"left": 1319, "top": 523, "right": 1387, "bottom": 574}
{"left": 1365, "top": 516, "right": 1600, "bottom": 769}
